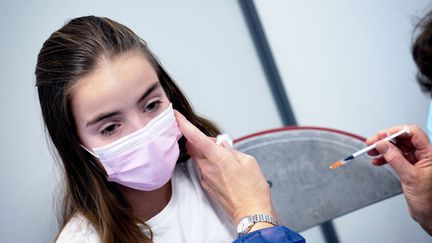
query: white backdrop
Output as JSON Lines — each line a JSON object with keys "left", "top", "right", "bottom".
{"left": 0, "top": 0, "right": 431, "bottom": 242}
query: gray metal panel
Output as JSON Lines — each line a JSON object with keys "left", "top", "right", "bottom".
{"left": 234, "top": 128, "right": 402, "bottom": 232}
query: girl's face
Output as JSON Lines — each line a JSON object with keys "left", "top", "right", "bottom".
{"left": 71, "top": 51, "right": 170, "bottom": 148}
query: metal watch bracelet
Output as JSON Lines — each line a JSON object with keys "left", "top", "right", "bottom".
{"left": 237, "top": 214, "right": 279, "bottom": 236}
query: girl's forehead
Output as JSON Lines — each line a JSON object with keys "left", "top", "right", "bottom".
{"left": 70, "top": 52, "right": 160, "bottom": 123}
{"left": 73, "top": 52, "right": 156, "bottom": 98}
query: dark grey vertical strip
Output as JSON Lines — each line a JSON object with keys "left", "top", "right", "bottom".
{"left": 238, "top": 1, "right": 340, "bottom": 243}
{"left": 320, "top": 220, "right": 341, "bottom": 243}
{"left": 238, "top": 0, "right": 296, "bottom": 126}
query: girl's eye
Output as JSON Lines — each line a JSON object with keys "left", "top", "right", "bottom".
{"left": 101, "top": 124, "right": 120, "bottom": 136}
{"left": 144, "top": 101, "right": 161, "bottom": 113}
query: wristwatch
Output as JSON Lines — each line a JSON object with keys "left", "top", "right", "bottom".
{"left": 236, "top": 214, "right": 279, "bottom": 236}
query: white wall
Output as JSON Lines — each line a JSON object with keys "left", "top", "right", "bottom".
{"left": 0, "top": 1, "right": 281, "bottom": 242}
{"left": 255, "top": 0, "right": 431, "bottom": 242}
{"left": 1, "top": 0, "right": 431, "bottom": 242}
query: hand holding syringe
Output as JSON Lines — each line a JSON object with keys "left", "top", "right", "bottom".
{"left": 363, "top": 125, "right": 432, "bottom": 235}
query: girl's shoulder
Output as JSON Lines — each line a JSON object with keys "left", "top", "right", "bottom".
{"left": 56, "top": 214, "right": 100, "bottom": 243}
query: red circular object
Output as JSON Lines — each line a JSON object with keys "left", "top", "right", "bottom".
{"left": 234, "top": 126, "right": 366, "bottom": 144}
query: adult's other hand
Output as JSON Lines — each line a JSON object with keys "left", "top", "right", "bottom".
{"left": 367, "top": 125, "right": 432, "bottom": 235}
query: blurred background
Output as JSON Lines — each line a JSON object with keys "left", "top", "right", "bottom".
{"left": 0, "top": 0, "right": 430, "bottom": 242}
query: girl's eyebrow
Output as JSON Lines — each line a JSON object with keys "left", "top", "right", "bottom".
{"left": 86, "top": 81, "right": 161, "bottom": 127}
{"left": 136, "top": 81, "right": 161, "bottom": 105}
{"left": 86, "top": 111, "right": 120, "bottom": 128}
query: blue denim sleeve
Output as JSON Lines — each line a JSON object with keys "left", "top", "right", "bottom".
{"left": 232, "top": 226, "right": 305, "bottom": 243}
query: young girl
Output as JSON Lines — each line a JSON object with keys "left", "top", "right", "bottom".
{"left": 35, "top": 16, "right": 304, "bottom": 243}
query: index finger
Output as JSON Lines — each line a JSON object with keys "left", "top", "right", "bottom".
{"left": 174, "top": 110, "right": 227, "bottom": 161}
{"left": 366, "top": 125, "right": 409, "bottom": 144}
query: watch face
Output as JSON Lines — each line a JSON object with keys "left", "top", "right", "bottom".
{"left": 237, "top": 217, "right": 252, "bottom": 234}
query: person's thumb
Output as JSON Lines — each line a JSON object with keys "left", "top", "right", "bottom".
{"left": 375, "top": 140, "right": 415, "bottom": 182}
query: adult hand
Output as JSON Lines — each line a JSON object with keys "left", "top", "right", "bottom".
{"left": 366, "top": 125, "right": 432, "bottom": 235}
{"left": 174, "top": 111, "right": 277, "bottom": 230}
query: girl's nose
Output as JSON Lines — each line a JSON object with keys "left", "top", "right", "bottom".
{"left": 128, "top": 110, "right": 153, "bottom": 132}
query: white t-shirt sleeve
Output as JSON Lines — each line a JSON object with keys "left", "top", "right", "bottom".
{"left": 56, "top": 214, "right": 101, "bottom": 243}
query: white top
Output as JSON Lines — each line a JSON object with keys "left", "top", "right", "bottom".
{"left": 56, "top": 160, "right": 236, "bottom": 243}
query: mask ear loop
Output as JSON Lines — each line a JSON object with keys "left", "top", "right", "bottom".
{"left": 81, "top": 144, "right": 98, "bottom": 157}
{"left": 80, "top": 145, "right": 108, "bottom": 177}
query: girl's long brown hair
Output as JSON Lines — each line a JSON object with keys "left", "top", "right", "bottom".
{"left": 35, "top": 16, "right": 220, "bottom": 243}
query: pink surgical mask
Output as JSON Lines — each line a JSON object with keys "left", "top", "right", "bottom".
{"left": 83, "top": 103, "right": 182, "bottom": 191}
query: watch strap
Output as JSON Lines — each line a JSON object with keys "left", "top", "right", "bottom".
{"left": 237, "top": 214, "right": 279, "bottom": 236}
{"left": 250, "top": 214, "right": 279, "bottom": 226}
